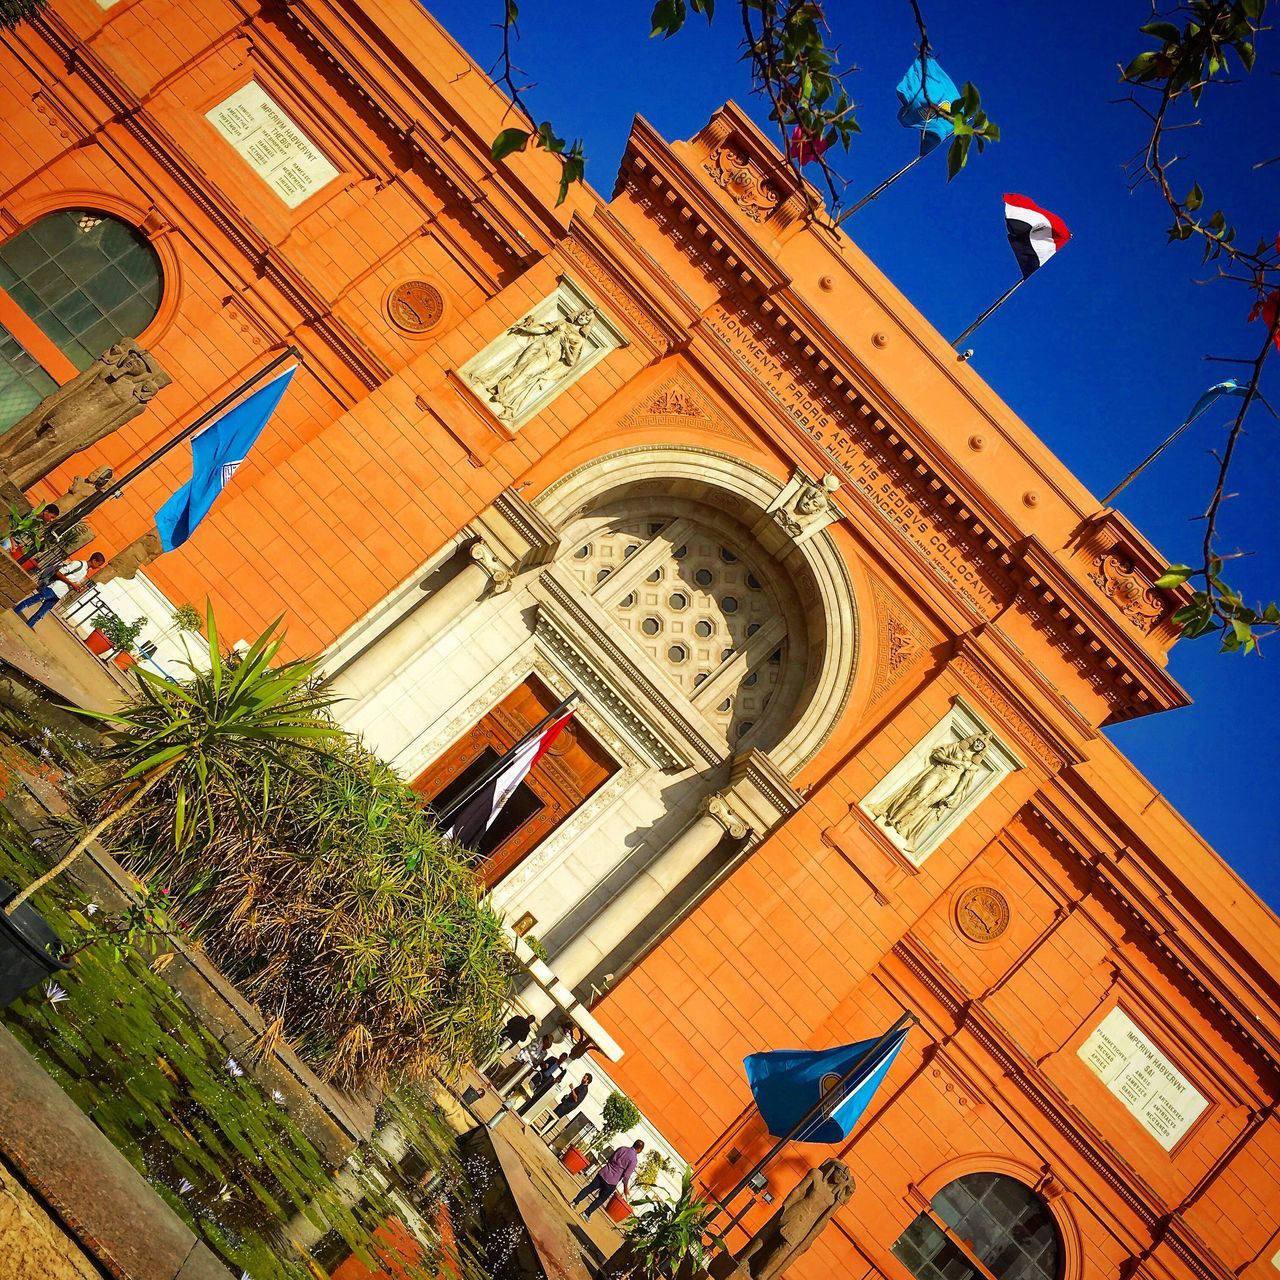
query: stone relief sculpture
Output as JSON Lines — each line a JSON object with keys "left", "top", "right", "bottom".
{"left": 0, "top": 341, "right": 170, "bottom": 488}
{"left": 771, "top": 472, "right": 840, "bottom": 541}
{"left": 458, "top": 283, "right": 622, "bottom": 430}
{"left": 473, "top": 308, "right": 597, "bottom": 423}
{"left": 721, "top": 1159, "right": 854, "bottom": 1280}
{"left": 871, "top": 733, "right": 990, "bottom": 849}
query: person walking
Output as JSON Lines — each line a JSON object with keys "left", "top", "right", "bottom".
{"left": 535, "top": 1072, "right": 592, "bottom": 1135}
{"left": 572, "top": 1139, "right": 645, "bottom": 1220}
{"left": 483, "top": 1010, "right": 537, "bottom": 1075}
{"left": 517, "top": 1052, "right": 567, "bottom": 1117}
{"left": 13, "top": 551, "right": 105, "bottom": 628}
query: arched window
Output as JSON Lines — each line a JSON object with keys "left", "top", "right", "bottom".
{"left": 892, "top": 1173, "right": 1061, "bottom": 1280}
{"left": 0, "top": 209, "right": 162, "bottom": 430}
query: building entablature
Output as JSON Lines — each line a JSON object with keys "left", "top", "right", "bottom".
{"left": 610, "top": 104, "right": 1192, "bottom": 724}
{"left": 1027, "top": 787, "right": 1280, "bottom": 1073}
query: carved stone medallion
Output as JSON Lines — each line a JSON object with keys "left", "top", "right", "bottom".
{"left": 955, "top": 885, "right": 1011, "bottom": 942}
{"left": 1089, "top": 551, "right": 1164, "bottom": 633}
{"left": 387, "top": 280, "right": 444, "bottom": 333}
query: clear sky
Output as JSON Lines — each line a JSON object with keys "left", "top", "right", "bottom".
{"left": 426, "top": 0, "right": 1280, "bottom": 910}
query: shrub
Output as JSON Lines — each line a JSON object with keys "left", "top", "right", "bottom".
{"left": 105, "top": 619, "right": 514, "bottom": 1088}
{"left": 170, "top": 603, "right": 203, "bottom": 633}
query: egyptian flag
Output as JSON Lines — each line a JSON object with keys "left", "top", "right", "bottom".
{"left": 445, "top": 710, "right": 575, "bottom": 848}
{"left": 1004, "top": 194, "right": 1071, "bottom": 279}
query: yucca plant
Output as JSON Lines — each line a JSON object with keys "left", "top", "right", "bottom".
{"left": 608, "top": 1166, "right": 724, "bottom": 1279}
{"left": 112, "top": 684, "right": 514, "bottom": 1088}
{"left": 3, "top": 605, "right": 339, "bottom": 917}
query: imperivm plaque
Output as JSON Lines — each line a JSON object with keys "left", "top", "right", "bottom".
{"left": 206, "top": 82, "right": 340, "bottom": 209}
{"left": 1077, "top": 1007, "right": 1208, "bottom": 1151}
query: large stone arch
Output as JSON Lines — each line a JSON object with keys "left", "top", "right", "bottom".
{"left": 534, "top": 444, "right": 858, "bottom": 778}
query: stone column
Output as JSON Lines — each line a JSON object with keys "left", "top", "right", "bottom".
{"left": 328, "top": 539, "right": 512, "bottom": 699}
{"left": 551, "top": 792, "right": 751, "bottom": 989}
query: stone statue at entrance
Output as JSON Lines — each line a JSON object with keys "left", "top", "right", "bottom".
{"left": 1, "top": 341, "right": 169, "bottom": 488}
{"left": 872, "top": 732, "right": 990, "bottom": 849}
{"left": 478, "top": 308, "right": 596, "bottom": 422}
{"left": 722, "top": 1159, "right": 854, "bottom": 1280}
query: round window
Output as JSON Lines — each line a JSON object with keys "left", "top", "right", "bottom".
{"left": 694, "top": 568, "right": 714, "bottom": 587}
{"left": 641, "top": 617, "right": 661, "bottom": 636}
{"left": 670, "top": 592, "right": 689, "bottom": 609}
{"left": 694, "top": 620, "right": 714, "bottom": 638}
{"left": 722, "top": 596, "right": 739, "bottom": 613}
{"left": 668, "top": 644, "right": 687, "bottom": 663}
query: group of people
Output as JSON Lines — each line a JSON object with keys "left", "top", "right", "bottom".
{"left": 488, "top": 1010, "right": 645, "bottom": 1220}
{"left": 5, "top": 503, "right": 105, "bottom": 629}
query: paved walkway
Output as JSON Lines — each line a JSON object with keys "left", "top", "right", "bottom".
{"left": 455, "top": 1069, "right": 628, "bottom": 1279}
{"left": 0, "top": 608, "right": 131, "bottom": 712}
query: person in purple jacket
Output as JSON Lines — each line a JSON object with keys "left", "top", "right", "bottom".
{"left": 572, "top": 1138, "right": 645, "bottom": 1220}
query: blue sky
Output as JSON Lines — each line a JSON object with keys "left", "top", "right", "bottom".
{"left": 428, "top": 1, "right": 1280, "bottom": 909}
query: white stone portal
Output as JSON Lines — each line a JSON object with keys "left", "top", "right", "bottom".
{"left": 860, "top": 700, "right": 1020, "bottom": 864}
{"left": 459, "top": 279, "right": 625, "bottom": 429}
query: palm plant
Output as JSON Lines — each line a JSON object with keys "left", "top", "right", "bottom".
{"left": 113, "top": 695, "right": 514, "bottom": 1087}
{"left": 3, "top": 606, "right": 338, "bottom": 916}
{"left": 608, "top": 1166, "right": 724, "bottom": 1279}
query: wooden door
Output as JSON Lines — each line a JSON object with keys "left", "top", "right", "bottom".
{"left": 412, "top": 675, "right": 616, "bottom": 887}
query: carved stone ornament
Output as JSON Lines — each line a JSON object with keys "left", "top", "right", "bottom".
{"left": 770, "top": 471, "right": 841, "bottom": 542}
{"left": 469, "top": 539, "right": 513, "bottom": 595}
{"left": 705, "top": 793, "right": 751, "bottom": 841}
{"left": 721, "top": 1159, "right": 854, "bottom": 1280}
{"left": 1, "top": 340, "right": 170, "bottom": 489}
{"left": 1089, "top": 550, "right": 1165, "bottom": 633}
{"left": 955, "top": 885, "right": 1011, "bottom": 942}
{"left": 859, "top": 702, "right": 1022, "bottom": 866}
{"left": 458, "top": 281, "right": 624, "bottom": 430}
{"left": 386, "top": 279, "right": 444, "bottom": 333}
{"left": 704, "top": 143, "right": 782, "bottom": 223}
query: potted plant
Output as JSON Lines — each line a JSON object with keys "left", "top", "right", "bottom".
{"left": 170, "top": 602, "right": 202, "bottom": 634}
{"left": 84, "top": 624, "right": 113, "bottom": 656}
{"left": 636, "top": 1150, "right": 673, "bottom": 1192}
{"left": 604, "top": 1167, "right": 724, "bottom": 1278}
{"left": 606, "top": 1189, "right": 634, "bottom": 1224}
{"left": 562, "top": 1143, "right": 591, "bottom": 1175}
{"left": 96, "top": 612, "right": 147, "bottom": 668}
{"left": 0, "top": 606, "right": 340, "bottom": 1006}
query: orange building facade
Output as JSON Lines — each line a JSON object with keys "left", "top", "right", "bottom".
{"left": 2, "top": 3, "right": 1279, "bottom": 1278}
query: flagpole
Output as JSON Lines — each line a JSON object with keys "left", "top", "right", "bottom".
{"left": 1101, "top": 400, "right": 1221, "bottom": 505}
{"left": 951, "top": 277, "right": 1026, "bottom": 347}
{"left": 432, "top": 693, "right": 576, "bottom": 831}
{"left": 838, "top": 152, "right": 925, "bottom": 222}
{"left": 49, "top": 347, "right": 300, "bottom": 539}
{"left": 710, "top": 1010, "right": 918, "bottom": 1222}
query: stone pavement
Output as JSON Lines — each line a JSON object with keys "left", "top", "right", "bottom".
{"left": 454, "top": 1068, "right": 628, "bottom": 1279}
{"left": 0, "top": 607, "right": 130, "bottom": 714}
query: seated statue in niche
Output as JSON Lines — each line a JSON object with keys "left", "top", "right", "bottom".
{"left": 872, "top": 732, "right": 990, "bottom": 850}
{"left": 1, "top": 341, "right": 169, "bottom": 488}
{"left": 718, "top": 1159, "right": 854, "bottom": 1280}
{"left": 476, "top": 308, "right": 597, "bottom": 422}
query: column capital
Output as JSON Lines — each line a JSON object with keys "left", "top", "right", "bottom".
{"left": 469, "top": 538, "right": 514, "bottom": 594}
{"left": 703, "top": 792, "right": 750, "bottom": 840}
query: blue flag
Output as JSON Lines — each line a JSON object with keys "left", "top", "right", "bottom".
{"left": 896, "top": 54, "right": 960, "bottom": 155}
{"left": 1187, "top": 379, "right": 1247, "bottom": 423}
{"left": 744, "top": 1027, "right": 908, "bottom": 1145}
{"left": 155, "top": 367, "right": 295, "bottom": 552}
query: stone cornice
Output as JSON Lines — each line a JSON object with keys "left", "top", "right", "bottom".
{"left": 893, "top": 934, "right": 1235, "bottom": 1280}
{"left": 1026, "top": 794, "right": 1280, "bottom": 1073}
{"left": 616, "top": 111, "right": 1190, "bottom": 724}
{"left": 281, "top": 0, "right": 563, "bottom": 262}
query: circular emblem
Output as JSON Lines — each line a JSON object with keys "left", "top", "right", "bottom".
{"left": 386, "top": 280, "right": 444, "bottom": 333}
{"left": 955, "top": 885, "right": 1010, "bottom": 943}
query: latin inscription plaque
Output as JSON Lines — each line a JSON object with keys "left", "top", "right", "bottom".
{"left": 1078, "top": 1007, "right": 1208, "bottom": 1151}
{"left": 206, "top": 83, "right": 339, "bottom": 208}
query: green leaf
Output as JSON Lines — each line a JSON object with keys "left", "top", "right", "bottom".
{"left": 1185, "top": 183, "right": 1204, "bottom": 212}
{"left": 1140, "top": 20, "right": 1182, "bottom": 44}
{"left": 491, "top": 128, "right": 530, "bottom": 162}
{"left": 1154, "top": 566, "right": 1193, "bottom": 588}
{"left": 1124, "top": 51, "right": 1159, "bottom": 80}
{"left": 650, "top": 0, "right": 685, "bottom": 38}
